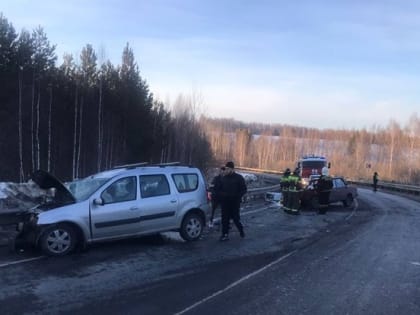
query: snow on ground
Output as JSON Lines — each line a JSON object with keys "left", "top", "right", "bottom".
{"left": 0, "top": 183, "right": 8, "bottom": 199}
{"left": 236, "top": 172, "right": 258, "bottom": 184}
{"left": 206, "top": 168, "right": 262, "bottom": 189}
{"left": 0, "top": 181, "right": 47, "bottom": 212}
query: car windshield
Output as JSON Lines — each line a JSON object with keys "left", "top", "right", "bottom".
{"left": 65, "top": 169, "right": 123, "bottom": 201}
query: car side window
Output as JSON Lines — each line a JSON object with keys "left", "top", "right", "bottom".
{"left": 172, "top": 174, "right": 198, "bottom": 192}
{"left": 139, "top": 174, "right": 170, "bottom": 198}
{"left": 334, "top": 179, "right": 345, "bottom": 188}
{"left": 101, "top": 176, "right": 137, "bottom": 204}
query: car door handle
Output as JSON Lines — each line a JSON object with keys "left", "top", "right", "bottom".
{"left": 130, "top": 207, "right": 139, "bottom": 211}
{"left": 170, "top": 200, "right": 177, "bottom": 203}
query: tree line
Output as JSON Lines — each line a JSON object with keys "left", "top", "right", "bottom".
{"left": 0, "top": 14, "right": 212, "bottom": 182}
{"left": 2, "top": 13, "right": 419, "bottom": 185}
{"left": 200, "top": 115, "right": 420, "bottom": 185}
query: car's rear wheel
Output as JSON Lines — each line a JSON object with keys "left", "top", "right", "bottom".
{"left": 343, "top": 194, "right": 354, "bottom": 207}
{"left": 180, "top": 212, "right": 204, "bottom": 241}
{"left": 39, "top": 224, "right": 78, "bottom": 256}
{"left": 310, "top": 196, "right": 319, "bottom": 210}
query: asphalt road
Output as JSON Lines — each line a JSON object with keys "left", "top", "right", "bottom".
{"left": 0, "top": 189, "right": 419, "bottom": 315}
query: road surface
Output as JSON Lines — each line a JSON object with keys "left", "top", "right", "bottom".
{"left": 0, "top": 188, "right": 419, "bottom": 315}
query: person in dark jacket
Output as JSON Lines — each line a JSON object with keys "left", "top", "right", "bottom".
{"left": 208, "top": 166, "right": 225, "bottom": 227}
{"left": 316, "top": 167, "right": 333, "bottom": 214}
{"left": 373, "top": 172, "right": 379, "bottom": 192}
{"left": 280, "top": 168, "right": 291, "bottom": 211}
{"left": 219, "top": 161, "right": 247, "bottom": 241}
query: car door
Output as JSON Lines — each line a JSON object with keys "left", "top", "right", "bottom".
{"left": 331, "top": 178, "right": 347, "bottom": 202}
{"left": 137, "top": 174, "right": 179, "bottom": 232}
{"left": 90, "top": 176, "right": 141, "bottom": 240}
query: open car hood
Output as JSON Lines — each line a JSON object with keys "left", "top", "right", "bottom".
{"left": 31, "top": 170, "right": 76, "bottom": 205}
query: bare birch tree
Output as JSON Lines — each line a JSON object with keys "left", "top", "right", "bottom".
{"left": 47, "top": 85, "right": 52, "bottom": 172}
{"left": 18, "top": 67, "right": 24, "bottom": 181}
{"left": 72, "top": 85, "right": 79, "bottom": 180}
{"left": 404, "top": 113, "right": 420, "bottom": 182}
{"left": 386, "top": 119, "right": 401, "bottom": 179}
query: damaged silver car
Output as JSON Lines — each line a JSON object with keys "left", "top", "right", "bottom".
{"left": 14, "top": 163, "right": 210, "bottom": 256}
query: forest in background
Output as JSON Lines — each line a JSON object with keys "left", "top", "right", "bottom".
{"left": 201, "top": 116, "right": 420, "bottom": 184}
{"left": 1, "top": 13, "right": 419, "bottom": 185}
{"left": 0, "top": 14, "right": 211, "bottom": 182}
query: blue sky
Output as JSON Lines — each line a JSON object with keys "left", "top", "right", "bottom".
{"left": 2, "top": 0, "right": 420, "bottom": 129}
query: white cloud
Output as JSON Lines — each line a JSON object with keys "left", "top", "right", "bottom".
{"left": 151, "top": 78, "right": 418, "bottom": 130}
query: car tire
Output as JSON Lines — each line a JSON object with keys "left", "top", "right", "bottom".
{"left": 318, "top": 208, "right": 327, "bottom": 215}
{"left": 310, "top": 196, "right": 319, "bottom": 210}
{"left": 180, "top": 212, "right": 204, "bottom": 241}
{"left": 343, "top": 194, "right": 354, "bottom": 207}
{"left": 39, "top": 224, "right": 78, "bottom": 256}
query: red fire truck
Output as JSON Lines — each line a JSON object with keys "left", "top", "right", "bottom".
{"left": 296, "top": 155, "right": 330, "bottom": 187}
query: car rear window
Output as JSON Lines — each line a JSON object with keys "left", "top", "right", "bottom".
{"left": 172, "top": 174, "right": 198, "bottom": 192}
{"left": 139, "top": 174, "right": 170, "bottom": 198}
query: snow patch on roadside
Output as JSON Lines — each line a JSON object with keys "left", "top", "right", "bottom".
{"left": 0, "top": 181, "right": 47, "bottom": 212}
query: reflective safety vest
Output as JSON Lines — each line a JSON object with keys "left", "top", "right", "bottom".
{"left": 288, "top": 175, "right": 301, "bottom": 191}
{"left": 280, "top": 176, "right": 290, "bottom": 190}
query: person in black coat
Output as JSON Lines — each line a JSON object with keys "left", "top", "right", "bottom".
{"left": 316, "top": 167, "right": 333, "bottom": 214}
{"left": 373, "top": 172, "right": 379, "bottom": 192}
{"left": 219, "top": 161, "right": 247, "bottom": 241}
{"left": 208, "top": 166, "right": 225, "bottom": 227}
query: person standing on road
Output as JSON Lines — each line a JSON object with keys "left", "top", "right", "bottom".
{"left": 373, "top": 172, "right": 379, "bottom": 192}
{"left": 280, "top": 168, "right": 291, "bottom": 211}
{"left": 208, "top": 166, "right": 225, "bottom": 227}
{"left": 286, "top": 168, "right": 302, "bottom": 215}
{"left": 316, "top": 167, "right": 333, "bottom": 214}
{"left": 219, "top": 161, "right": 247, "bottom": 241}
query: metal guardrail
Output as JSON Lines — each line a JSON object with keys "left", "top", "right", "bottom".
{"left": 247, "top": 184, "right": 280, "bottom": 195}
{"left": 348, "top": 179, "right": 420, "bottom": 196}
{"left": 237, "top": 166, "right": 283, "bottom": 175}
{"left": 238, "top": 167, "right": 420, "bottom": 197}
{"left": 244, "top": 184, "right": 280, "bottom": 202}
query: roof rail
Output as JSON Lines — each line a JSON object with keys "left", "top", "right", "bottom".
{"left": 155, "top": 162, "right": 181, "bottom": 167}
{"left": 113, "top": 162, "right": 149, "bottom": 169}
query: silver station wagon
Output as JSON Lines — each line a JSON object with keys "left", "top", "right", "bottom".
{"left": 14, "top": 163, "right": 210, "bottom": 256}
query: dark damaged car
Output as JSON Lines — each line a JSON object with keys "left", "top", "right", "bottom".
{"left": 14, "top": 165, "right": 210, "bottom": 256}
{"left": 300, "top": 176, "right": 358, "bottom": 209}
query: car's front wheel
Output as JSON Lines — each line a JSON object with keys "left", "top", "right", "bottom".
{"left": 39, "top": 224, "right": 78, "bottom": 256}
{"left": 180, "top": 212, "right": 204, "bottom": 241}
{"left": 343, "top": 194, "right": 354, "bottom": 207}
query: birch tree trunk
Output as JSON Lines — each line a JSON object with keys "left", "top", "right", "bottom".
{"left": 36, "top": 83, "right": 41, "bottom": 170}
{"left": 18, "top": 69, "right": 25, "bottom": 182}
{"left": 47, "top": 86, "right": 52, "bottom": 172}
{"left": 76, "top": 97, "right": 84, "bottom": 179}
{"left": 97, "top": 77, "right": 103, "bottom": 171}
{"left": 72, "top": 86, "right": 78, "bottom": 180}
{"left": 31, "top": 75, "right": 35, "bottom": 172}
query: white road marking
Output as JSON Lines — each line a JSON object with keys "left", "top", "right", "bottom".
{"left": 0, "top": 256, "right": 44, "bottom": 268}
{"left": 242, "top": 206, "right": 274, "bottom": 216}
{"left": 174, "top": 250, "right": 297, "bottom": 315}
{"left": 410, "top": 262, "right": 420, "bottom": 266}
{"left": 345, "top": 199, "right": 359, "bottom": 220}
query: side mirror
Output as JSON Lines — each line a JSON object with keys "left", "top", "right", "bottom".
{"left": 93, "top": 198, "right": 104, "bottom": 206}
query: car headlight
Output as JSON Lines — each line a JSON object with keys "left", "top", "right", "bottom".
{"left": 29, "top": 213, "right": 38, "bottom": 226}
{"left": 17, "top": 222, "right": 24, "bottom": 232}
